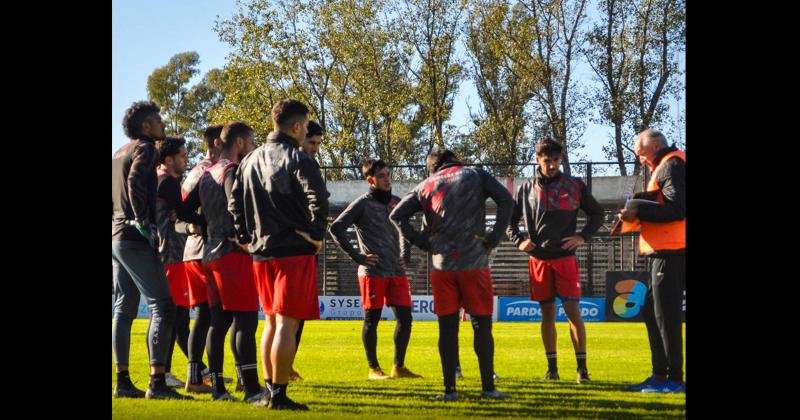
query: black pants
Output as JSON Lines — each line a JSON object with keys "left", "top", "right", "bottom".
{"left": 643, "top": 254, "right": 685, "bottom": 381}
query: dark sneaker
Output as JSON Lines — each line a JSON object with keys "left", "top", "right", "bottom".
{"left": 268, "top": 397, "right": 309, "bottom": 410}
{"left": 544, "top": 370, "right": 560, "bottom": 380}
{"left": 480, "top": 389, "right": 511, "bottom": 399}
{"left": 435, "top": 392, "right": 459, "bottom": 401}
{"left": 146, "top": 385, "right": 194, "bottom": 400}
{"left": 114, "top": 382, "right": 145, "bottom": 398}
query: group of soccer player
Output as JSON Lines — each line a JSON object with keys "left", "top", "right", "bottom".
{"left": 112, "top": 96, "right": 659, "bottom": 410}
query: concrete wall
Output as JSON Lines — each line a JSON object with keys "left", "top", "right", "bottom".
{"left": 326, "top": 176, "right": 638, "bottom": 208}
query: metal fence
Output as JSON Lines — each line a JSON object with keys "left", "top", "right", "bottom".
{"left": 317, "top": 161, "right": 650, "bottom": 298}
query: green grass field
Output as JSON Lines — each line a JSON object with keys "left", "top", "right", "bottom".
{"left": 112, "top": 320, "right": 685, "bottom": 419}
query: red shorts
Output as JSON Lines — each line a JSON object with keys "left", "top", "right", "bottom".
{"left": 164, "top": 262, "right": 190, "bottom": 307}
{"left": 358, "top": 275, "right": 412, "bottom": 310}
{"left": 252, "top": 255, "right": 319, "bottom": 320}
{"left": 184, "top": 260, "right": 209, "bottom": 307}
{"left": 430, "top": 268, "right": 494, "bottom": 316}
{"left": 202, "top": 251, "right": 259, "bottom": 311}
{"left": 529, "top": 256, "right": 581, "bottom": 302}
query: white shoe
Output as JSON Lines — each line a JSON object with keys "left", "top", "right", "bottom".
{"left": 165, "top": 372, "right": 186, "bottom": 388}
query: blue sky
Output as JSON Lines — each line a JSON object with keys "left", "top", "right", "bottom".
{"left": 112, "top": 0, "right": 685, "bottom": 165}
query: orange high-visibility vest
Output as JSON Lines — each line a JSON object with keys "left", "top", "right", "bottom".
{"left": 619, "top": 150, "right": 686, "bottom": 254}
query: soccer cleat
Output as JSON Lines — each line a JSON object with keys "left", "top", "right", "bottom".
{"left": 577, "top": 369, "right": 591, "bottom": 383}
{"left": 642, "top": 380, "right": 685, "bottom": 394}
{"left": 145, "top": 385, "right": 194, "bottom": 400}
{"left": 251, "top": 391, "right": 271, "bottom": 408}
{"left": 480, "top": 389, "right": 511, "bottom": 399}
{"left": 268, "top": 397, "right": 310, "bottom": 410}
{"left": 114, "top": 382, "right": 145, "bottom": 398}
{"left": 544, "top": 370, "right": 560, "bottom": 380}
{"left": 211, "top": 390, "right": 239, "bottom": 401}
{"left": 244, "top": 390, "right": 267, "bottom": 403}
{"left": 368, "top": 367, "right": 392, "bottom": 380}
{"left": 289, "top": 367, "right": 304, "bottom": 381}
{"left": 390, "top": 366, "right": 423, "bottom": 379}
{"left": 435, "top": 392, "right": 459, "bottom": 401}
{"left": 184, "top": 382, "right": 213, "bottom": 394}
{"left": 164, "top": 372, "right": 186, "bottom": 388}
{"left": 626, "top": 375, "right": 667, "bottom": 392}
{"left": 455, "top": 366, "right": 463, "bottom": 379}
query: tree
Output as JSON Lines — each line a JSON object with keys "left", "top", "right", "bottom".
{"left": 628, "top": 0, "right": 685, "bottom": 174}
{"left": 464, "top": 0, "right": 538, "bottom": 176}
{"left": 585, "top": 0, "right": 636, "bottom": 175}
{"left": 503, "top": 0, "right": 591, "bottom": 176}
{"left": 584, "top": 0, "right": 684, "bottom": 176}
{"left": 146, "top": 51, "right": 201, "bottom": 136}
{"left": 395, "top": 0, "right": 467, "bottom": 150}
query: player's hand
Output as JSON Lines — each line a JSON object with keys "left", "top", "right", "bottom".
{"left": 295, "top": 229, "right": 322, "bottom": 254}
{"left": 560, "top": 235, "right": 585, "bottom": 250}
{"left": 399, "top": 259, "right": 407, "bottom": 270}
{"left": 362, "top": 254, "right": 379, "bottom": 267}
{"left": 169, "top": 210, "right": 177, "bottom": 222}
{"left": 518, "top": 239, "right": 535, "bottom": 252}
{"left": 618, "top": 208, "right": 637, "bottom": 222}
{"left": 239, "top": 243, "right": 249, "bottom": 253}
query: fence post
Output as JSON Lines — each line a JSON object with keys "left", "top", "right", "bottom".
{"left": 586, "top": 162, "right": 594, "bottom": 296}
{"left": 323, "top": 167, "right": 328, "bottom": 296}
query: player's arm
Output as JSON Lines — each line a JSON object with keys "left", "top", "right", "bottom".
{"left": 389, "top": 190, "right": 431, "bottom": 252}
{"left": 329, "top": 197, "right": 370, "bottom": 265}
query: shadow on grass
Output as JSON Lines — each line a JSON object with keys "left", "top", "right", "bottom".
{"left": 301, "top": 378, "right": 685, "bottom": 419}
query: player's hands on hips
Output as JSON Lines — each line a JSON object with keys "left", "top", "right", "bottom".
{"left": 618, "top": 208, "right": 637, "bottom": 222}
{"left": 518, "top": 239, "right": 535, "bottom": 252}
{"left": 362, "top": 254, "right": 379, "bottom": 267}
{"left": 295, "top": 229, "right": 322, "bottom": 254}
{"left": 188, "top": 224, "right": 201, "bottom": 235}
{"left": 561, "top": 235, "right": 585, "bottom": 250}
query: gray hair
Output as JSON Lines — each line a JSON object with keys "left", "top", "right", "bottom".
{"left": 638, "top": 128, "right": 668, "bottom": 148}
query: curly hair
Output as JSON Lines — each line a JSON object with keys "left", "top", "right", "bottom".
{"left": 122, "top": 100, "right": 160, "bottom": 139}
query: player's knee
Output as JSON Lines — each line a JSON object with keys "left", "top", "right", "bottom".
{"left": 470, "top": 315, "right": 492, "bottom": 331}
{"left": 152, "top": 297, "right": 176, "bottom": 321}
{"left": 394, "top": 306, "right": 412, "bottom": 327}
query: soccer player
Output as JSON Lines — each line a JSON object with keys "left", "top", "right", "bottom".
{"left": 195, "top": 121, "right": 262, "bottom": 402}
{"left": 285, "top": 119, "right": 325, "bottom": 382}
{"left": 506, "top": 138, "right": 604, "bottom": 383}
{"left": 230, "top": 99, "right": 329, "bottom": 410}
{"left": 154, "top": 136, "right": 197, "bottom": 388}
{"left": 390, "top": 148, "right": 513, "bottom": 401}
{"left": 112, "top": 100, "right": 191, "bottom": 400}
{"left": 329, "top": 159, "right": 421, "bottom": 380}
{"left": 176, "top": 125, "right": 235, "bottom": 393}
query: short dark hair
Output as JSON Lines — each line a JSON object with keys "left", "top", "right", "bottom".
{"left": 122, "top": 100, "right": 160, "bottom": 139}
{"left": 307, "top": 120, "right": 324, "bottom": 138}
{"left": 361, "top": 159, "right": 388, "bottom": 179}
{"left": 426, "top": 148, "right": 459, "bottom": 173}
{"left": 271, "top": 99, "right": 310, "bottom": 130}
{"left": 157, "top": 137, "right": 186, "bottom": 164}
{"left": 220, "top": 121, "right": 253, "bottom": 150}
{"left": 535, "top": 138, "right": 563, "bottom": 157}
{"left": 203, "top": 124, "right": 224, "bottom": 149}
